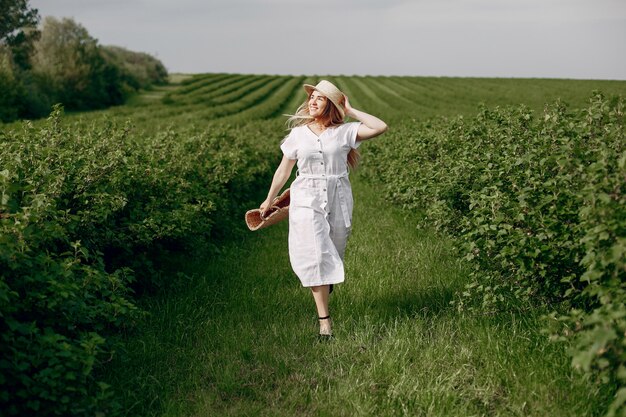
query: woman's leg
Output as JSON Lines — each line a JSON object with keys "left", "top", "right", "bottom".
{"left": 311, "top": 285, "right": 332, "bottom": 335}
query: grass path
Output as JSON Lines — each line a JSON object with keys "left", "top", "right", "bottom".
{"left": 105, "top": 173, "right": 609, "bottom": 416}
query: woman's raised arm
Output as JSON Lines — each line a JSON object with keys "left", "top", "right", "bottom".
{"left": 343, "top": 95, "right": 388, "bottom": 142}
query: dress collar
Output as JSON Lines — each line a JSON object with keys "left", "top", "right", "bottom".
{"left": 304, "top": 124, "right": 339, "bottom": 139}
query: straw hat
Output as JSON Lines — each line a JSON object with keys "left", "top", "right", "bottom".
{"left": 303, "top": 80, "right": 346, "bottom": 119}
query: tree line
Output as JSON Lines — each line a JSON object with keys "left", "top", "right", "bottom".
{"left": 0, "top": 0, "right": 168, "bottom": 123}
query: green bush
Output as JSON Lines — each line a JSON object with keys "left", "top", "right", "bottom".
{"left": 0, "top": 107, "right": 142, "bottom": 415}
{"left": 0, "top": 106, "right": 277, "bottom": 415}
{"left": 547, "top": 96, "right": 625, "bottom": 417}
{"left": 361, "top": 92, "right": 625, "bottom": 416}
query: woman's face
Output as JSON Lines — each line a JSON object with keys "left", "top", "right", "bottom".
{"left": 308, "top": 90, "right": 328, "bottom": 118}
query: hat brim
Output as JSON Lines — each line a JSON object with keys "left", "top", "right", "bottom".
{"left": 303, "top": 84, "right": 316, "bottom": 95}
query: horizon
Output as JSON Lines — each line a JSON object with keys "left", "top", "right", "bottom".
{"left": 165, "top": 71, "right": 626, "bottom": 82}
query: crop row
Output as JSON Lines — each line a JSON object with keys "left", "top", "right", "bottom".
{"left": 169, "top": 73, "right": 237, "bottom": 96}
{"left": 115, "top": 75, "right": 288, "bottom": 126}
{"left": 167, "top": 76, "right": 292, "bottom": 123}
{"left": 218, "top": 75, "right": 306, "bottom": 123}
{"left": 166, "top": 74, "right": 269, "bottom": 105}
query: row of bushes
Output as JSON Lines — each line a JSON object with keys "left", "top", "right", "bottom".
{"left": 0, "top": 106, "right": 278, "bottom": 415}
{"left": 361, "top": 92, "right": 625, "bottom": 416}
{"left": 0, "top": 16, "right": 168, "bottom": 123}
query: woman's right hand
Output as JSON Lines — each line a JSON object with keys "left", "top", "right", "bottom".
{"left": 259, "top": 198, "right": 272, "bottom": 218}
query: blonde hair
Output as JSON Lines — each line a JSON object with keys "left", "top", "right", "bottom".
{"left": 283, "top": 93, "right": 360, "bottom": 170}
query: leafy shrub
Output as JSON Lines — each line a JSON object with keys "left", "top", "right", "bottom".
{"left": 547, "top": 96, "right": 625, "bottom": 417}
{"left": 0, "top": 105, "right": 277, "bottom": 415}
{"left": 361, "top": 92, "right": 625, "bottom": 416}
{"left": 0, "top": 108, "right": 142, "bottom": 415}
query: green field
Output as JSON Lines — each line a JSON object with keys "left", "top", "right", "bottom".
{"left": 2, "top": 74, "right": 624, "bottom": 416}
{"left": 29, "top": 72, "right": 626, "bottom": 128}
{"left": 102, "top": 174, "right": 612, "bottom": 417}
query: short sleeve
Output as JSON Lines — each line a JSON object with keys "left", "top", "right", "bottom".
{"left": 280, "top": 129, "right": 297, "bottom": 160}
{"left": 346, "top": 121, "right": 362, "bottom": 149}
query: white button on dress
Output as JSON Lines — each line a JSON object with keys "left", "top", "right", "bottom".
{"left": 280, "top": 122, "right": 362, "bottom": 287}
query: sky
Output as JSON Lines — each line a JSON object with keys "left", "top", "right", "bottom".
{"left": 30, "top": 0, "right": 626, "bottom": 80}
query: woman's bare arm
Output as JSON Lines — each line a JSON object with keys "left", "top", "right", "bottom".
{"left": 344, "top": 95, "right": 388, "bottom": 142}
{"left": 260, "top": 156, "right": 296, "bottom": 215}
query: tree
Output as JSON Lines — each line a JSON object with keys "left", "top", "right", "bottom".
{"left": 102, "top": 45, "right": 169, "bottom": 88}
{"left": 0, "top": 46, "right": 22, "bottom": 121}
{"left": 0, "top": 9, "right": 168, "bottom": 120}
{"left": 0, "top": 0, "right": 40, "bottom": 70}
{"left": 31, "top": 16, "right": 105, "bottom": 109}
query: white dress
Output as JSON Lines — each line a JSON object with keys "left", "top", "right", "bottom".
{"left": 280, "top": 122, "right": 362, "bottom": 287}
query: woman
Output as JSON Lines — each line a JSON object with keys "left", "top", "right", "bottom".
{"left": 260, "top": 79, "right": 387, "bottom": 338}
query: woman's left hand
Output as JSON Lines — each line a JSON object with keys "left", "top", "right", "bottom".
{"left": 343, "top": 94, "right": 354, "bottom": 117}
